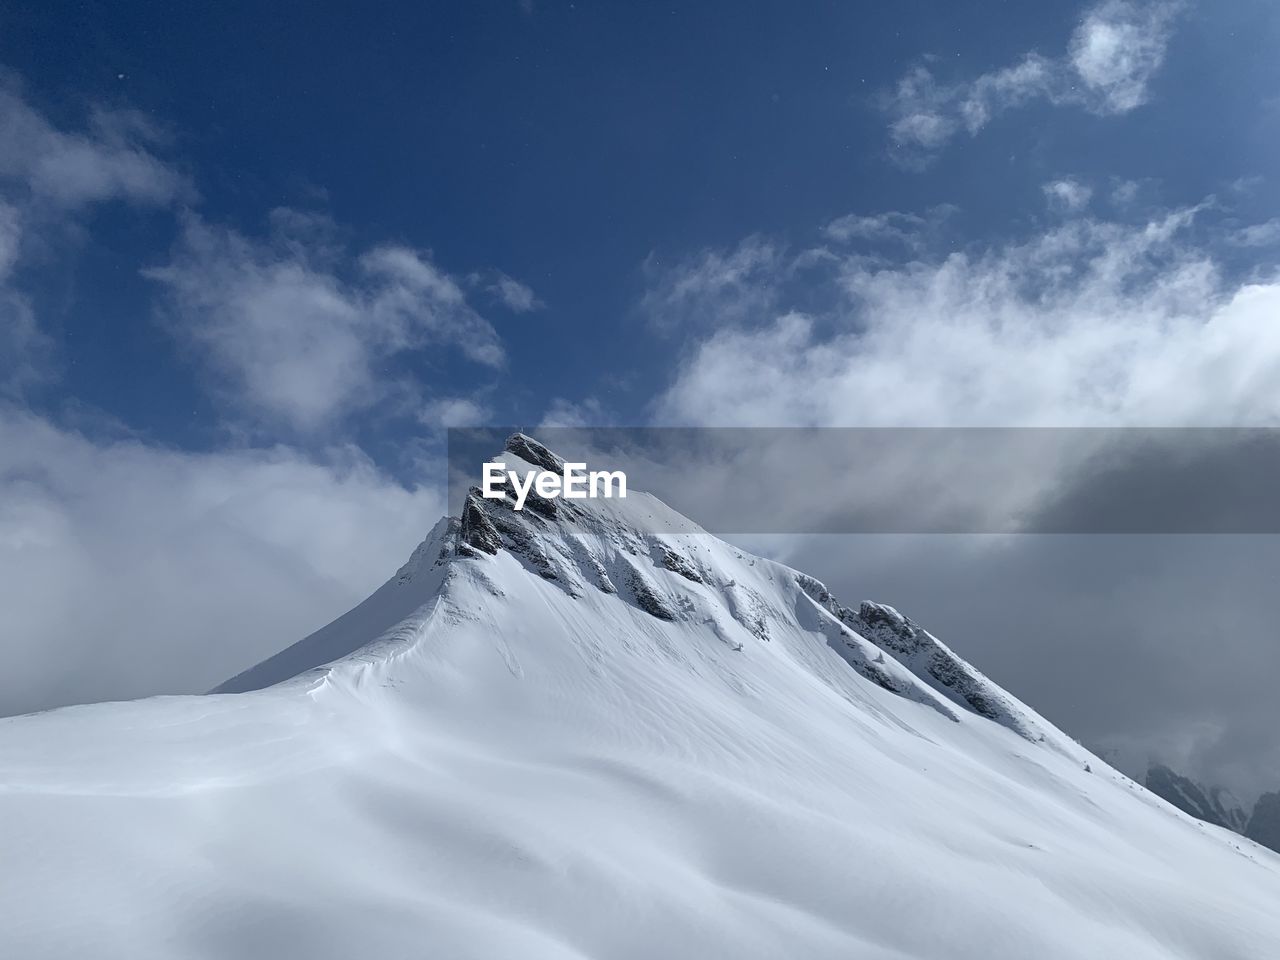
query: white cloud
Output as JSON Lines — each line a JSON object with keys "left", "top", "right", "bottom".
{"left": 1229, "top": 219, "right": 1280, "bottom": 248}
{"left": 1042, "top": 177, "right": 1094, "bottom": 213}
{"left": 0, "top": 293, "right": 50, "bottom": 396}
{"left": 823, "top": 206, "right": 957, "bottom": 252}
{"left": 0, "top": 83, "right": 191, "bottom": 208}
{"left": 0, "top": 198, "right": 19, "bottom": 276}
{"left": 146, "top": 213, "right": 506, "bottom": 433}
{"left": 0, "top": 201, "right": 50, "bottom": 395}
{"left": 0, "top": 408, "right": 444, "bottom": 716}
{"left": 359, "top": 245, "right": 506, "bottom": 367}
{"left": 0, "top": 82, "right": 190, "bottom": 392}
{"left": 655, "top": 205, "right": 1280, "bottom": 428}
{"left": 1069, "top": 0, "right": 1180, "bottom": 114}
{"left": 490, "top": 271, "right": 542, "bottom": 312}
{"left": 465, "top": 269, "right": 543, "bottom": 312}
{"left": 886, "top": 66, "right": 962, "bottom": 152}
{"left": 886, "top": 1, "right": 1182, "bottom": 160}
{"left": 538, "top": 396, "right": 609, "bottom": 429}
{"left": 639, "top": 236, "right": 784, "bottom": 331}
{"left": 956, "top": 54, "right": 1057, "bottom": 132}
{"left": 421, "top": 396, "right": 491, "bottom": 427}
{"left": 1110, "top": 178, "right": 1143, "bottom": 207}
{"left": 824, "top": 210, "right": 924, "bottom": 246}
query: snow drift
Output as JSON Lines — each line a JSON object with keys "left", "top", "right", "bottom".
{"left": 3, "top": 434, "right": 1279, "bottom": 959}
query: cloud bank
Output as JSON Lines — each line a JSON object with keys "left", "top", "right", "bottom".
{"left": 0, "top": 409, "right": 443, "bottom": 716}
{"left": 656, "top": 206, "right": 1280, "bottom": 429}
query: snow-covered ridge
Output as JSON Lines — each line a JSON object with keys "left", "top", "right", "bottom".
{"left": 799, "top": 584, "right": 1053, "bottom": 742}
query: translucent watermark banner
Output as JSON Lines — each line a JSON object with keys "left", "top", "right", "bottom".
{"left": 447, "top": 427, "right": 1280, "bottom": 534}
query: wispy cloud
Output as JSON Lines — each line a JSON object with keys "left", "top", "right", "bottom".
{"left": 1110, "top": 178, "right": 1144, "bottom": 207}
{"left": 639, "top": 236, "right": 784, "bottom": 331}
{"left": 420, "top": 395, "right": 491, "bottom": 428}
{"left": 146, "top": 212, "right": 506, "bottom": 434}
{"left": 0, "top": 197, "right": 20, "bottom": 274}
{"left": 0, "top": 79, "right": 190, "bottom": 393}
{"left": 823, "top": 206, "right": 956, "bottom": 251}
{"left": 824, "top": 210, "right": 927, "bottom": 246}
{"left": 0, "top": 199, "right": 51, "bottom": 395}
{"left": 469, "top": 269, "right": 543, "bottom": 313}
{"left": 1042, "top": 177, "right": 1094, "bottom": 213}
{"left": 0, "top": 291, "right": 50, "bottom": 396}
{"left": 1229, "top": 219, "right": 1280, "bottom": 248}
{"left": 886, "top": 0, "right": 1182, "bottom": 162}
{"left": 0, "top": 81, "right": 192, "bottom": 208}
{"left": 492, "top": 272, "right": 541, "bottom": 312}
{"left": 538, "top": 396, "right": 609, "bottom": 429}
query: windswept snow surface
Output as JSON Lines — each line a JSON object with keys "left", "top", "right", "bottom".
{"left": 3, "top": 435, "right": 1280, "bottom": 959}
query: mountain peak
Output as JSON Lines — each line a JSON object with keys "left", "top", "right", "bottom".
{"left": 503, "top": 432, "right": 566, "bottom": 473}
{"left": 225, "top": 441, "right": 1069, "bottom": 757}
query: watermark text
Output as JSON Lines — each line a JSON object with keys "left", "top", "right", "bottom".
{"left": 482, "top": 462, "right": 627, "bottom": 511}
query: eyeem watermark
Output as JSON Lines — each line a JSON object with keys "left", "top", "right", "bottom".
{"left": 482, "top": 461, "right": 627, "bottom": 511}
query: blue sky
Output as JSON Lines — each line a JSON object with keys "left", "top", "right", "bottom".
{"left": 3, "top": 0, "right": 1280, "bottom": 791}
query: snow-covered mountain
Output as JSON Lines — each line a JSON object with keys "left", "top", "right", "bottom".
{"left": 1145, "top": 763, "right": 1251, "bottom": 833}
{"left": 1144, "top": 764, "right": 1280, "bottom": 858}
{"left": 1248, "top": 793, "right": 1280, "bottom": 855}
{"left": 4, "top": 433, "right": 1280, "bottom": 959}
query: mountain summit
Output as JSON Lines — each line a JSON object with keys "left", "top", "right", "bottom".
{"left": 4, "top": 434, "right": 1280, "bottom": 959}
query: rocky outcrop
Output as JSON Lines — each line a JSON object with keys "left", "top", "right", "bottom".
{"left": 458, "top": 489, "right": 561, "bottom": 580}
{"left": 659, "top": 547, "right": 703, "bottom": 583}
{"left": 505, "top": 432, "right": 565, "bottom": 473}
{"left": 796, "top": 576, "right": 1042, "bottom": 741}
{"left": 624, "top": 565, "right": 677, "bottom": 621}
{"left": 459, "top": 491, "right": 503, "bottom": 555}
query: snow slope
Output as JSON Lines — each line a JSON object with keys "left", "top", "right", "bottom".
{"left": 3, "top": 434, "right": 1280, "bottom": 959}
